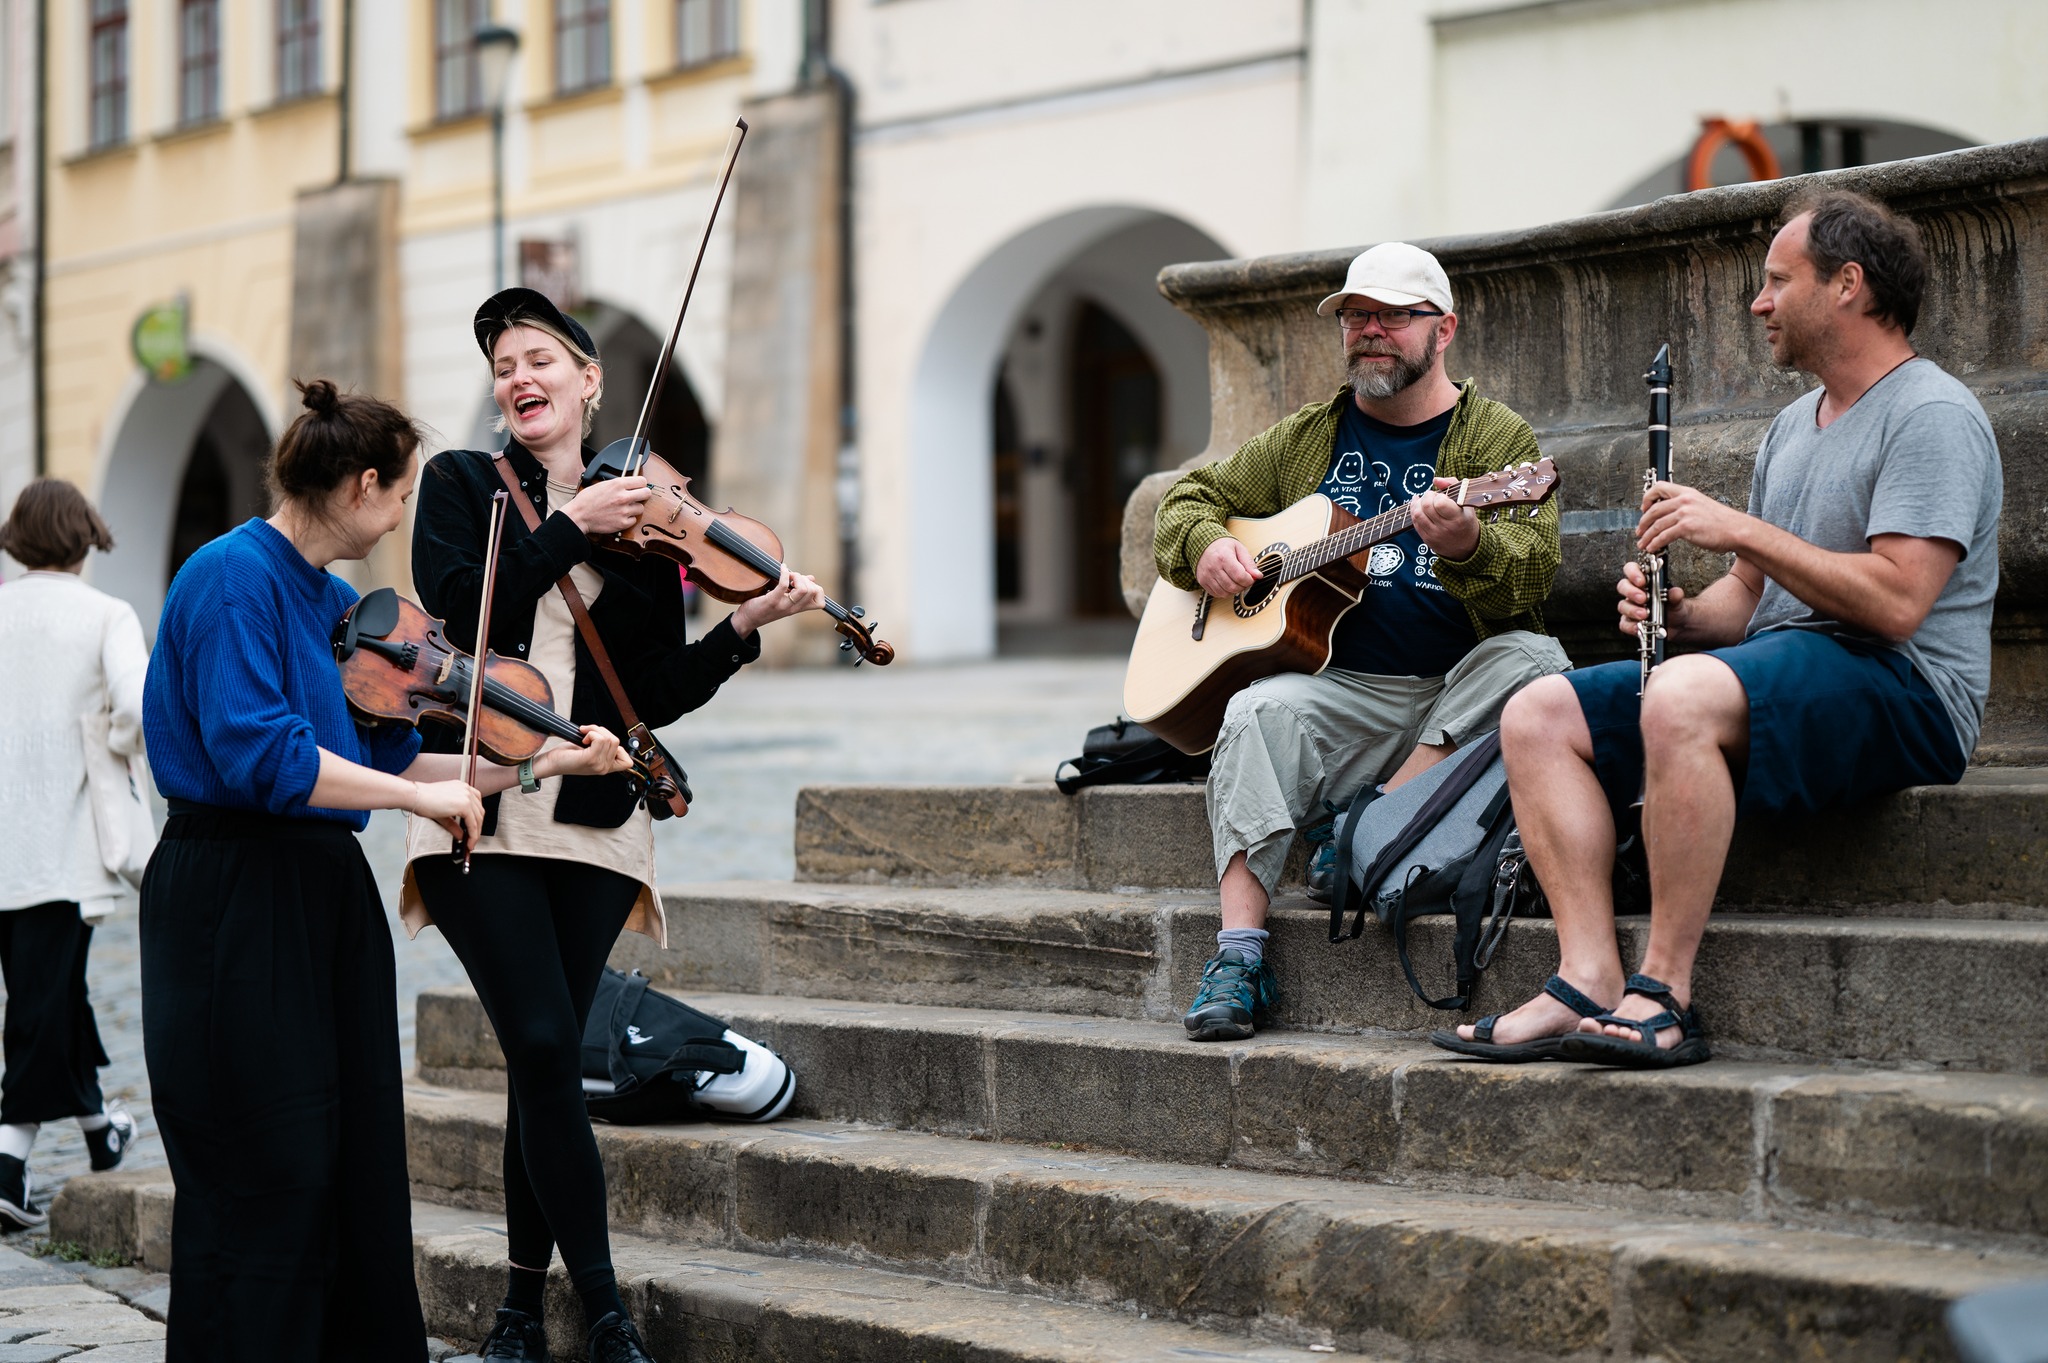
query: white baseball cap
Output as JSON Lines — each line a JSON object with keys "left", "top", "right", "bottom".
{"left": 1316, "top": 242, "right": 1454, "bottom": 316}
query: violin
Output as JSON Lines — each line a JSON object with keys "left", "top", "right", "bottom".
{"left": 581, "top": 439, "right": 895, "bottom": 666}
{"left": 575, "top": 115, "right": 894, "bottom": 667}
{"left": 330, "top": 586, "right": 693, "bottom": 811}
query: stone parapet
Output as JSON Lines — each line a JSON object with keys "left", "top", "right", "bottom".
{"left": 1123, "top": 138, "right": 2048, "bottom": 745}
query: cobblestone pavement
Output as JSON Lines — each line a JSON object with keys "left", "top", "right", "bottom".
{"left": 0, "top": 657, "right": 1125, "bottom": 1227}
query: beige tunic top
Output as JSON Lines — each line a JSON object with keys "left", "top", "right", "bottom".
{"left": 400, "top": 482, "right": 665, "bottom": 944}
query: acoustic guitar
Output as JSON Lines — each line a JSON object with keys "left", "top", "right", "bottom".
{"left": 1123, "top": 458, "right": 1561, "bottom": 754}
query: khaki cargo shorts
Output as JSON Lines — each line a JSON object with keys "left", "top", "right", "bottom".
{"left": 1206, "top": 630, "right": 1570, "bottom": 894}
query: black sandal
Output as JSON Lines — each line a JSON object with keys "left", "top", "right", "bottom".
{"left": 1559, "top": 973, "right": 1711, "bottom": 1068}
{"left": 1429, "top": 975, "right": 1608, "bottom": 1063}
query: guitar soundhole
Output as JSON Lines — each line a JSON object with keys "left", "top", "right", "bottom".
{"left": 1232, "top": 548, "right": 1289, "bottom": 618}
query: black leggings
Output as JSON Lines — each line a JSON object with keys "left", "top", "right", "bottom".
{"left": 412, "top": 854, "right": 637, "bottom": 1292}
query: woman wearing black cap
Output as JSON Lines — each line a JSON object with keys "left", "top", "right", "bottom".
{"left": 405, "top": 289, "right": 823, "bottom": 1363}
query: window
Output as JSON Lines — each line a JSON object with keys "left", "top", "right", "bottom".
{"left": 554, "top": 0, "right": 610, "bottom": 95}
{"left": 434, "top": 0, "right": 488, "bottom": 119}
{"left": 89, "top": 0, "right": 128, "bottom": 148}
{"left": 676, "top": 0, "right": 738, "bottom": 68}
{"left": 180, "top": 0, "right": 220, "bottom": 124}
{"left": 276, "top": 0, "right": 320, "bottom": 102}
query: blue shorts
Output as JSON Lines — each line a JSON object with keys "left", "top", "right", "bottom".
{"left": 1564, "top": 628, "right": 1966, "bottom": 822}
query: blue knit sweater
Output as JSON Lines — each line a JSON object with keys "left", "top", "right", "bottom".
{"left": 144, "top": 518, "right": 421, "bottom": 829}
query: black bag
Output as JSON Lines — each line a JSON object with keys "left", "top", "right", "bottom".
{"left": 580, "top": 968, "right": 792, "bottom": 1125}
{"left": 1055, "top": 717, "right": 1210, "bottom": 794}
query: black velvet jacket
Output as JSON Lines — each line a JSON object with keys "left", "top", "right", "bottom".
{"left": 412, "top": 440, "right": 760, "bottom": 831}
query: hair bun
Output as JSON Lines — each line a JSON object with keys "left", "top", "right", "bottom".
{"left": 299, "top": 378, "right": 340, "bottom": 415}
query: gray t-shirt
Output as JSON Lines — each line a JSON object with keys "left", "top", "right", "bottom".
{"left": 1746, "top": 357, "right": 2001, "bottom": 760}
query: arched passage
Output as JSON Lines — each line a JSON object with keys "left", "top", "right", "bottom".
{"left": 96, "top": 357, "right": 274, "bottom": 639}
{"left": 906, "top": 207, "right": 1226, "bottom": 660}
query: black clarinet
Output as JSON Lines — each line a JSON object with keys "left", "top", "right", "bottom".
{"left": 1638, "top": 343, "right": 1673, "bottom": 694}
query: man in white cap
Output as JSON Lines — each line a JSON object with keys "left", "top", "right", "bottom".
{"left": 1154, "top": 241, "right": 1567, "bottom": 1041}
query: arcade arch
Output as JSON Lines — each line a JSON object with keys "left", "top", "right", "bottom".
{"left": 95, "top": 356, "right": 275, "bottom": 639}
{"left": 906, "top": 208, "right": 1226, "bottom": 660}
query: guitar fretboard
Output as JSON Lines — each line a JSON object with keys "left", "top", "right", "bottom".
{"left": 1275, "top": 501, "right": 1420, "bottom": 583}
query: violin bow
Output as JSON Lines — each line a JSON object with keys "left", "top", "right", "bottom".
{"left": 625, "top": 117, "right": 749, "bottom": 478}
{"left": 456, "top": 488, "right": 512, "bottom": 871}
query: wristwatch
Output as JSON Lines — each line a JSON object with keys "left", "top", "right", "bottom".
{"left": 518, "top": 757, "right": 540, "bottom": 794}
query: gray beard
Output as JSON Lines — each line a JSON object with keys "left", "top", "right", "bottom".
{"left": 1346, "top": 326, "right": 1438, "bottom": 399}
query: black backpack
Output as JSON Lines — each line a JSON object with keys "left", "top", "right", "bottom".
{"left": 1055, "top": 717, "right": 1210, "bottom": 793}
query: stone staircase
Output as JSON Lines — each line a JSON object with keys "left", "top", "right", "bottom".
{"left": 54, "top": 772, "right": 2048, "bottom": 1359}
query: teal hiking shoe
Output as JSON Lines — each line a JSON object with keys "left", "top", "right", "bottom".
{"left": 1183, "top": 948, "right": 1278, "bottom": 1041}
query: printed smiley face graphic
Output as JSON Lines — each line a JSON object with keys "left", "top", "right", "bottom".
{"left": 1366, "top": 543, "right": 1406, "bottom": 577}
{"left": 1402, "top": 464, "right": 1436, "bottom": 498}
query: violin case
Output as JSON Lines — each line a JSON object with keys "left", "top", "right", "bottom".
{"left": 579, "top": 967, "right": 795, "bottom": 1124}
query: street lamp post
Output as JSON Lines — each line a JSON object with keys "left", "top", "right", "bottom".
{"left": 476, "top": 24, "right": 522, "bottom": 292}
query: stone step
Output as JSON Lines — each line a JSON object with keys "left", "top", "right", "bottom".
{"left": 419, "top": 1214, "right": 1378, "bottom": 1361}
{"left": 414, "top": 987, "right": 2048, "bottom": 1250}
{"left": 792, "top": 771, "right": 2048, "bottom": 910}
{"left": 605, "top": 881, "right": 2048, "bottom": 1071}
{"left": 43, "top": 1184, "right": 1365, "bottom": 1362}
{"left": 402, "top": 1086, "right": 2047, "bottom": 1362}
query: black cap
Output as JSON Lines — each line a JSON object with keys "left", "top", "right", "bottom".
{"left": 473, "top": 287, "right": 598, "bottom": 361}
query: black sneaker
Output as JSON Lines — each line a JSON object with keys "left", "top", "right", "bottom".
{"left": 480, "top": 1307, "right": 553, "bottom": 1361}
{"left": 586, "top": 1311, "right": 654, "bottom": 1363}
{"left": 0, "top": 1155, "right": 46, "bottom": 1232}
{"left": 84, "top": 1103, "right": 137, "bottom": 1173}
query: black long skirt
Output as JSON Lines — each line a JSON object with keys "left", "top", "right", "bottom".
{"left": 140, "top": 804, "right": 424, "bottom": 1363}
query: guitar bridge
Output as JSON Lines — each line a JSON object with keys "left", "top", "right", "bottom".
{"left": 1192, "top": 592, "right": 1211, "bottom": 642}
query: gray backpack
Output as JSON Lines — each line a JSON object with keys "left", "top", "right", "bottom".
{"left": 1328, "top": 731, "right": 1531, "bottom": 1010}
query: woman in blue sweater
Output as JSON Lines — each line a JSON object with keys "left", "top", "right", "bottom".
{"left": 140, "top": 380, "right": 629, "bottom": 1363}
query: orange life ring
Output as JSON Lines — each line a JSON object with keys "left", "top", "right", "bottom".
{"left": 1685, "top": 117, "right": 1782, "bottom": 191}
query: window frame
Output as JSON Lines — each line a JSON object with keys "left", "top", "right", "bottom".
{"left": 553, "top": 0, "right": 612, "bottom": 97}
{"left": 275, "top": 0, "right": 322, "bottom": 104}
{"left": 675, "top": 0, "right": 739, "bottom": 71}
{"left": 178, "top": 0, "right": 222, "bottom": 126}
{"left": 88, "top": 0, "right": 129, "bottom": 149}
{"left": 433, "top": 0, "right": 488, "bottom": 121}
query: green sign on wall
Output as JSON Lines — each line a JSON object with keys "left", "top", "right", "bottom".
{"left": 132, "top": 298, "right": 191, "bottom": 384}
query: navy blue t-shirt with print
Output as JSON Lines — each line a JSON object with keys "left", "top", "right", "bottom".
{"left": 1317, "top": 401, "right": 1478, "bottom": 677}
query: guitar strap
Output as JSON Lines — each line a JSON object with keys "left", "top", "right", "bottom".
{"left": 490, "top": 454, "right": 689, "bottom": 819}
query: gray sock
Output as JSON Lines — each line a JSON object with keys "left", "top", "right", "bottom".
{"left": 1216, "top": 927, "right": 1270, "bottom": 965}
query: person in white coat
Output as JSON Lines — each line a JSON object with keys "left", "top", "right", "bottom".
{"left": 0, "top": 480, "right": 144, "bottom": 1229}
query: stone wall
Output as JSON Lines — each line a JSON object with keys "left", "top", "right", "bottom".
{"left": 1122, "top": 138, "right": 2048, "bottom": 752}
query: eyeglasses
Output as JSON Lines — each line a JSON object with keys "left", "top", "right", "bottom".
{"left": 1334, "top": 306, "right": 1444, "bottom": 332}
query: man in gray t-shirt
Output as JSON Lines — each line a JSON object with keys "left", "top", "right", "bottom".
{"left": 1435, "top": 190, "right": 2001, "bottom": 1071}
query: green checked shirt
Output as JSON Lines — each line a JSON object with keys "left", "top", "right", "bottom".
{"left": 1153, "top": 381, "right": 1558, "bottom": 640}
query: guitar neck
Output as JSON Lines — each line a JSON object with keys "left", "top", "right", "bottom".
{"left": 1277, "top": 501, "right": 1419, "bottom": 583}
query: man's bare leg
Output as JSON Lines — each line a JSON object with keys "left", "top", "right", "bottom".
{"left": 1455, "top": 676, "right": 1625, "bottom": 1043}
{"left": 1383, "top": 741, "right": 1454, "bottom": 793}
{"left": 1220, "top": 852, "right": 1268, "bottom": 931}
{"left": 1589, "top": 654, "right": 1749, "bottom": 1045}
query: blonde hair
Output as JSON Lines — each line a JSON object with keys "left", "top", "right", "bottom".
{"left": 489, "top": 316, "right": 604, "bottom": 439}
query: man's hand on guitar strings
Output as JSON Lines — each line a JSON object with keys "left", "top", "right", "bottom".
{"left": 1196, "top": 538, "right": 1263, "bottom": 597}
